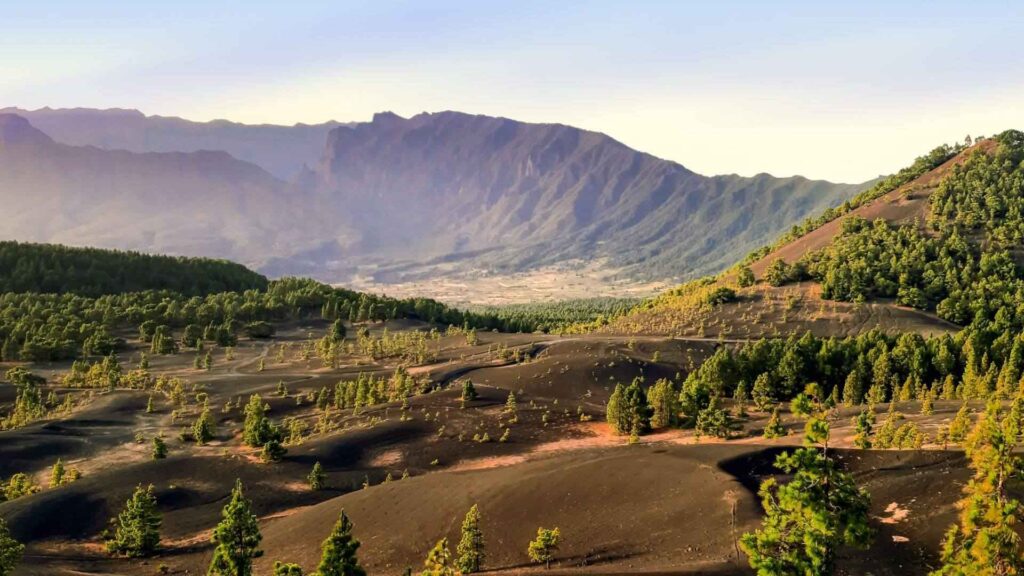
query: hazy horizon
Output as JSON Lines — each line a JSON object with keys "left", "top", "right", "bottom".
{"left": 5, "top": 1, "right": 1024, "bottom": 182}
{"left": 0, "top": 104, "right": 883, "bottom": 184}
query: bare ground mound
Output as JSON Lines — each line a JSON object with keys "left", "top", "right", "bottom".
{"left": 247, "top": 444, "right": 968, "bottom": 576}
{"left": 608, "top": 283, "right": 958, "bottom": 338}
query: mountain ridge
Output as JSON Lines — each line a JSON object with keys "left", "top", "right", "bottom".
{"left": 306, "top": 110, "right": 866, "bottom": 282}
{"left": 0, "top": 106, "right": 345, "bottom": 180}
{"left": 0, "top": 109, "right": 867, "bottom": 289}
{"left": 0, "top": 112, "right": 302, "bottom": 261}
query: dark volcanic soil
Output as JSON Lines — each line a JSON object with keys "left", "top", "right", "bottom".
{"left": 0, "top": 324, "right": 982, "bottom": 575}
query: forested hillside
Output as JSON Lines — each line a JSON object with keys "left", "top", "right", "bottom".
{"left": 0, "top": 242, "right": 268, "bottom": 297}
{"left": 608, "top": 130, "right": 1024, "bottom": 405}
{"left": 0, "top": 243, "right": 529, "bottom": 363}
{"left": 768, "top": 130, "right": 1024, "bottom": 331}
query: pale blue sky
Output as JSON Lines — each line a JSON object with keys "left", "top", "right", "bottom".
{"left": 3, "top": 1, "right": 1023, "bottom": 182}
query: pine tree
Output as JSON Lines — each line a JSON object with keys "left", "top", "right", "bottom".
{"left": 647, "top": 378, "right": 678, "bottom": 428}
{"left": 330, "top": 319, "right": 347, "bottom": 342}
{"left": 315, "top": 509, "right": 365, "bottom": 576}
{"left": 105, "top": 484, "right": 161, "bottom": 557}
{"left": 527, "top": 527, "right": 560, "bottom": 569}
{"left": 193, "top": 407, "right": 215, "bottom": 445}
{"left": 695, "top": 397, "right": 731, "bottom": 439}
{"left": 853, "top": 408, "right": 875, "bottom": 449}
{"left": 152, "top": 436, "right": 168, "bottom": 460}
{"left": 932, "top": 400, "right": 1024, "bottom": 575}
{"left": 208, "top": 479, "right": 263, "bottom": 576}
{"left": 922, "top": 392, "right": 935, "bottom": 416}
{"left": 456, "top": 504, "right": 485, "bottom": 574}
{"left": 897, "top": 376, "right": 915, "bottom": 402}
{"left": 737, "top": 265, "right": 756, "bottom": 288}
{"left": 740, "top": 384, "right": 873, "bottom": 575}
{"left": 733, "top": 380, "right": 749, "bottom": 417}
{"left": 941, "top": 374, "right": 956, "bottom": 400}
{"left": 762, "top": 406, "right": 786, "bottom": 439}
{"left": 243, "top": 394, "right": 270, "bottom": 447}
{"left": 752, "top": 373, "right": 775, "bottom": 411}
{"left": 764, "top": 258, "right": 790, "bottom": 287}
{"left": 606, "top": 382, "right": 624, "bottom": 432}
{"left": 461, "top": 380, "right": 478, "bottom": 405}
{"left": 608, "top": 377, "right": 651, "bottom": 436}
{"left": 842, "top": 369, "right": 863, "bottom": 406}
{"left": 49, "top": 458, "right": 65, "bottom": 488}
{"left": 261, "top": 436, "right": 286, "bottom": 463}
{"left": 146, "top": 394, "right": 155, "bottom": 414}
{"left": 0, "top": 517, "right": 24, "bottom": 576}
{"left": 949, "top": 403, "right": 973, "bottom": 444}
{"left": 2, "top": 473, "right": 37, "bottom": 501}
{"left": 421, "top": 538, "right": 455, "bottom": 576}
{"left": 308, "top": 461, "right": 326, "bottom": 490}
{"left": 0, "top": 338, "right": 15, "bottom": 364}
{"left": 872, "top": 350, "right": 893, "bottom": 401}
{"left": 867, "top": 382, "right": 886, "bottom": 406}
{"left": 273, "top": 562, "right": 303, "bottom": 576}
{"left": 504, "top": 391, "right": 518, "bottom": 421}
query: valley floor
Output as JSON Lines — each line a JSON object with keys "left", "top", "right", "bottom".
{"left": 347, "top": 261, "right": 669, "bottom": 306}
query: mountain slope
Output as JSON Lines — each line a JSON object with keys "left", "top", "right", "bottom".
{"left": 305, "top": 111, "right": 866, "bottom": 281}
{"left": 0, "top": 111, "right": 866, "bottom": 286}
{"left": 0, "top": 114, "right": 303, "bottom": 262}
{"left": 746, "top": 139, "right": 991, "bottom": 278}
{"left": 0, "top": 107, "right": 343, "bottom": 179}
{"left": 605, "top": 133, "right": 1008, "bottom": 338}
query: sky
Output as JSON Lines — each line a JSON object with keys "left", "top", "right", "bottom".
{"left": 3, "top": 0, "right": 1024, "bottom": 183}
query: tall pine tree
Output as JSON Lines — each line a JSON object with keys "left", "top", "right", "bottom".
{"left": 0, "top": 517, "right": 24, "bottom": 576}
{"left": 420, "top": 538, "right": 455, "bottom": 576}
{"left": 527, "top": 527, "right": 561, "bottom": 569}
{"left": 740, "top": 384, "right": 873, "bottom": 575}
{"left": 208, "top": 479, "right": 263, "bottom": 576}
{"left": 456, "top": 504, "right": 485, "bottom": 573}
{"left": 314, "top": 509, "right": 365, "bottom": 576}
{"left": 105, "top": 484, "right": 161, "bottom": 557}
{"left": 932, "top": 400, "right": 1024, "bottom": 575}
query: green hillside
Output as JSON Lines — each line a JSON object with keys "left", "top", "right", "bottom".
{"left": 772, "top": 129, "right": 1024, "bottom": 332}
{"left": 0, "top": 241, "right": 268, "bottom": 297}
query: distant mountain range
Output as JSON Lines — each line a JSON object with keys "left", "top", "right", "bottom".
{"left": 0, "top": 108, "right": 869, "bottom": 284}
{"left": 2, "top": 107, "right": 342, "bottom": 180}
